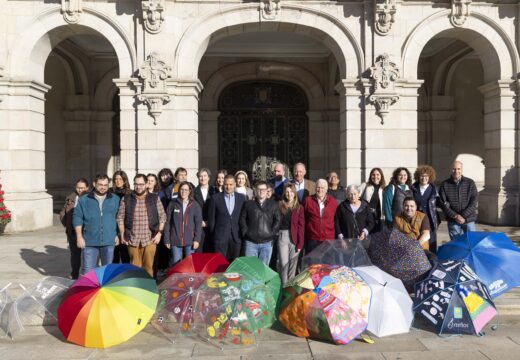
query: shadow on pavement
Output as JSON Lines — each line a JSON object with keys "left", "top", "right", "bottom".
{"left": 19, "top": 246, "right": 70, "bottom": 278}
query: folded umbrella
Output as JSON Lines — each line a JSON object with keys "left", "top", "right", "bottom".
{"left": 414, "top": 259, "right": 497, "bottom": 335}
{"left": 302, "top": 238, "right": 372, "bottom": 268}
{"left": 369, "top": 228, "right": 431, "bottom": 291}
{"left": 353, "top": 266, "right": 413, "bottom": 337}
{"left": 279, "top": 264, "right": 371, "bottom": 345}
{"left": 58, "top": 264, "right": 159, "bottom": 348}
{"left": 166, "top": 253, "right": 229, "bottom": 277}
{"left": 438, "top": 231, "right": 520, "bottom": 298}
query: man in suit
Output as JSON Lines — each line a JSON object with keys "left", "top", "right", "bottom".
{"left": 268, "top": 162, "right": 288, "bottom": 201}
{"left": 292, "top": 162, "right": 315, "bottom": 203}
{"left": 208, "top": 174, "right": 247, "bottom": 261}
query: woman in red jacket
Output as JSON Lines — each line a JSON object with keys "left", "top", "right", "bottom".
{"left": 278, "top": 183, "right": 305, "bottom": 285}
{"left": 303, "top": 179, "right": 338, "bottom": 253}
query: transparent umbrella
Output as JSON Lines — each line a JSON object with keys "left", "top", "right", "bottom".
{"left": 302, "top": 238, "right": 372, "bottom": 269}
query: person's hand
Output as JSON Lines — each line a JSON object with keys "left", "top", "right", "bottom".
{"left": 77, "top": 236, "right": 86, "bottom": 249}
{"left": 115, "top": 235, "right": 120, "bottom": 246}
{"left": 202, "top": 221, "right": 207, "bottom": 228}
{"left": 165, "top": 243, "right": 171, "bottom": 249}
{"left": 193, "top": 241, "right": 200, "bottom": 250}
{"left": 455, "top": 214, "right": 465, "bottom": 224}
{"left": 153, "top": 232, "right": 162, "bottom": 245}
{"left": 340, "top": 239, "right": 349, "bottom": 250}
{"left": 358, "top": 232, "right": 366, "bottom": 241}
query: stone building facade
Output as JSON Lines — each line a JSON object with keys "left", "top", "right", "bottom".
{"left": 1, "top": 0, "right": 519, "bottom": 231}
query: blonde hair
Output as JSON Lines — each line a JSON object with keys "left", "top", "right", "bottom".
{"left": 280, "top": 183, "right": 300, "bottom": 214}
{"left": 234, "top": 170, "right": 251, "bottom": 188}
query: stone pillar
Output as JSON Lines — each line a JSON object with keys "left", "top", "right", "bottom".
{"left": 137, "top": 79, "right": 202, "bottom": 183}
{"left": 478, "top": 80, "right": 520, "bottom": 225}
{"left": 199, "top": 110, "right": 220, "bottom": 174}
{"left": 0, "top": 80, "right": 53, "bottom": 232}
{"left": 363, "top": 79, "right": 423, "bottom": 182}
{"left": 114, "top": 78, "right": 138, "bottom": 180}
{"left": 336, "top": 79, "right": 365, "bottom": 185}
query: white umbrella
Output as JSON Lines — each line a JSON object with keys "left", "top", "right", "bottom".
{"left": 354, "top": 266, "right": 413, "bottom": 337}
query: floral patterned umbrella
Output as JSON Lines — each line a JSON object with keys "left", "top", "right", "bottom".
{"left": 278, "top": 264, "right": 371, "bottom": 345}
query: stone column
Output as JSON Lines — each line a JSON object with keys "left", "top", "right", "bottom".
{"left": 199, "top": 110, "right": 220, "bottom": 173}
{"left": 113, "top": 78, "right": 139, "bottom": 180}
{"left": 336, "top": 79, "right": 365, "bottom": 185}
{"left": 0, "top": 79, "right": 53, "bottom": 232}
{"left": 137, "top": 79, "right": 202, "bottom": 183}
{"left": 478, "top": 80, "right": 520, "bottom": 225}
{"left": 364, "top": 79, "right": 423, "bottom": 181}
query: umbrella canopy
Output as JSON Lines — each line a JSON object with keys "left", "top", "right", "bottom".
{"left": 167, "top": 253, "right": 229, "bottom": 277}
{"left": 0, "top": 283, "right": 13, "bottom": 338}
{"left": 438, "top": 231, "right": 520, "bottom": 298}
{"left": 369, "top": 228, "right": 431, "bottom": 291}
{"left": 279, "top": 264, "right": 371, "bottom": 345}
{"left": 302, "top": 238, "right": 372, "bottom": 268}
{"left": 58, "top": 264, "right": 159, "bottom": 348}
{"left": 192, "top": 272, "right": 276, "bottom": 347}
{"left": 414, "top": 259, "right": 497, "bottom": 335}
{"left": 226, "top": 256, "right": 282, "bottom": 311}
{"left": 151, "top": 273, "right": 207, "bottom": 342}
{"left": 353, "top": 266, "right": 413, "bottom": 337}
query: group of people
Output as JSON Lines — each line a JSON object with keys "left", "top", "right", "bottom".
{"left": 60, "top": 160, "right": 478, "bottom": 286}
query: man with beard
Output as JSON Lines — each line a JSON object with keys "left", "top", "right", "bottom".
{"left": 117, "top": 173, "right": 167, "bottom": 277}
{"left": 268, "top": 162, "right": 288, "bottom": 201}
{"left": 73, "top": 174, "right": 121, "bottom": 274}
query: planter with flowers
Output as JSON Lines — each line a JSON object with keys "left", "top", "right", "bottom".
{"left": 0, "top": 183, "right": 11, "bottom": 234}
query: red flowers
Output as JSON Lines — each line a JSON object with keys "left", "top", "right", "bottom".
{"left": 0, "top": 184, "right": 11, "bottom": 225}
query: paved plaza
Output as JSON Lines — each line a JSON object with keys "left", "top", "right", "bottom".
{"left": 1, "top": 217, "right": 520, "bottom": 359}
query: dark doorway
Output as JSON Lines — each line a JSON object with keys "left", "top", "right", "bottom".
{"left": 218, "top": 81, "right": 308, "bottom": 180}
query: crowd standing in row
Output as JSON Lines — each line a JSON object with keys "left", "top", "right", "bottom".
{"left": 60, "top": 161, "right": 478, "bottom": 285}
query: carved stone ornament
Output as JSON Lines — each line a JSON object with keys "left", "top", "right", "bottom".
{"left": 61, "top": 0, "right": 82, "bottom": 24}
{"left": 142, "top": 0, "right": 165, "bottom": 34}
{"left": 259, "top": 0, "right": 281, "bottom": 21}
{"left": 137, "top": 52, "right": 172, "bottom": 124}
{"left": 450, "top": 0, "right": 471, "bottom": 28}
{"left": 374, "top": 0, "right": 396, "bottom": 36}
{"left": 368, "top": 54, "right": 400, "bottom": 124}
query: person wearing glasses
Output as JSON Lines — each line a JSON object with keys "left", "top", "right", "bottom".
{"left": 117, "top": 174, "right": 167, "bottom": 277}
{"left": 240, "top": 180, "right": 281, "bottom": 265}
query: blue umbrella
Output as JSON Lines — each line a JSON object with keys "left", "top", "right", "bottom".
{"left": 438, "top": 232, "right": 520, "bottom": 298}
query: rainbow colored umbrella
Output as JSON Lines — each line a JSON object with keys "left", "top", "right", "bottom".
{"left": 57, "top": 264, "right": 159, "bottom": 348}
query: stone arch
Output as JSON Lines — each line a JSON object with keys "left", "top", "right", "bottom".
{"left": 402, "top": 10, "right": 519, "bottom": 82}
{"left": 200, "top": 61, "right": 326, "bottom": 111}
{"left": 8, "top": 6, "right": 136, "bottom": 81}
{"left": 174, "top": 4, "right": 364, "bottom": 79}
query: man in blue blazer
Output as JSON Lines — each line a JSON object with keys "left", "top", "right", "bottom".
{"left": 208, "top": 174, "right": 246, "bottom": 262}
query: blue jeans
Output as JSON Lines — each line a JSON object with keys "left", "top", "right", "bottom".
{"left": 82, "top": 245, "right": 115, "bottom": 274}
{"left": 171, "top": 246, "right": 193, "bottom": 266}
{"left": 244, "top": 241, "right": 273, "bottom": 266}
{"left": 447, "top": 221, "right": 476, "bottom": 240}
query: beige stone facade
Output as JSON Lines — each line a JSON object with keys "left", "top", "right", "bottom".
{"left": 1, "top": 0, "right": 520, "bottom": 231}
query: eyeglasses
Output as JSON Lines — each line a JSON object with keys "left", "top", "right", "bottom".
{"left": 134, "top": 183, "right": 146, "bottom": 187}
{"left": 257, "top": 188, "right": 268, "bottom": 192}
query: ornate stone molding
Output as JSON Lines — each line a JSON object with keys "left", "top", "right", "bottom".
{"left": 368, "top": 54, "right": 400, "bottom": 124}
{"left": 259, "top": 0, "right": 281, "bottom": 21}
{"left": 137, "top": 52, "right": 172, "bottom": 124}
{"left": 450, "top": 0, "right": 471, "bottom": 28}
{"left": 142, "top": 0, "right": 165, "bottom": 34}
{"left": 374, "top": 0, "right": 396, "bottom": 36}
{"left": 61, "top": 0, "right": 82, "bottom": 24}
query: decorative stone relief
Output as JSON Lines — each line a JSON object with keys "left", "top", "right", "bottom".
{"left": 368, "top": 54, "right": 400, "bottom": 124}
{"left": 374, "top": 0, "right": 396, "bottom": 36}
{"left": 142, "top": 0, "right": 165, "bottom": 34}
{"left": 61, "top": 0, "right": 82, "bottom": 24}
{"left": 259, "top": 0, "right": 281, "bottom": 21}
{"left": 137, "top": 52, "right": 172, "bottom": 124}
{"left": 450, "top": 0, "right": 471, "bottom": 28}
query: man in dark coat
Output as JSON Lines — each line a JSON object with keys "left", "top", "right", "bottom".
{"left": 439, "top": 161, "right": 478, "bottom": 240}
{"left": 268, "top": 162, "right": 288, "bottom": 201}
{"left": 207, "top": 174, "right": 247, "bottom": 262}
{"left": 240, "top": 181, "right": 282, "bottom": 265}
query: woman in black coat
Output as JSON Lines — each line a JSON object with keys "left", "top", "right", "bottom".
{"left": 193, "top": 168, "right": 217, "bottom": 252}
{"left": 335, "top": 185, "right": 375, "bottom": 246}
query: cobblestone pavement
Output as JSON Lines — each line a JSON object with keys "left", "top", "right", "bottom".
{"left": 1, "top": 217, "right": 520, "bottom": 359}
